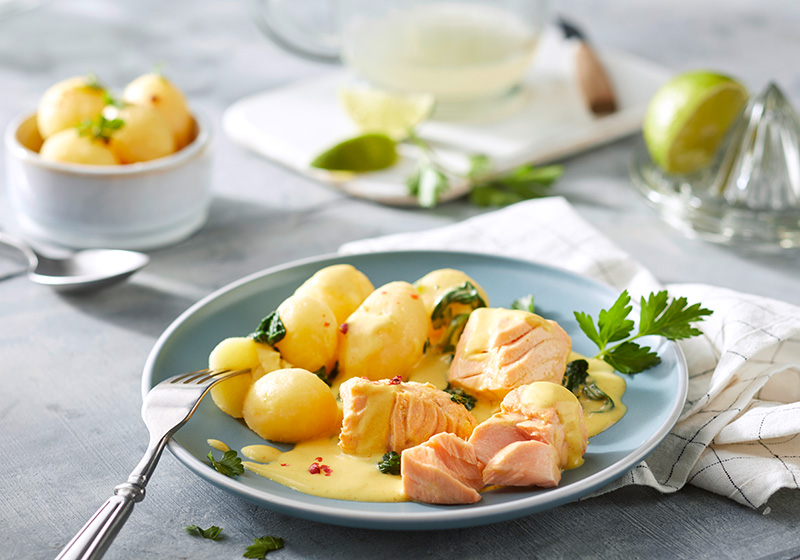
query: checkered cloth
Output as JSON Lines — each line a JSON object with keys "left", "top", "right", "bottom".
{"left": 340, "top": 196, "right": 800, "bottom": 508}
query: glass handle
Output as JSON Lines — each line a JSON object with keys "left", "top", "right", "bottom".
{"left": 250, "top": 0, "right": 341, "bottom": 63}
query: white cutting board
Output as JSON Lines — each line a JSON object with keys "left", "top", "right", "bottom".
{"left": 223, "top": 28, "right": 672, "bottom": 205}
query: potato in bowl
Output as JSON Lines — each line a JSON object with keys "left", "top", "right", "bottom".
{"left": 35, "top": 72, "right": 193, "bottom": 166}
{"left": 4, "top": 71, "right": 212, "bottom": 250}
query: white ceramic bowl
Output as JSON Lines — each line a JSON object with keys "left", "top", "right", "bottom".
{"left": 4, "top": 110, "right": 212, "bottom": 250}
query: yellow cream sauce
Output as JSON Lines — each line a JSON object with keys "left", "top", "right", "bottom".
{"left": 220, "top": 350, "right": 627, "bottom": 502}
{"left": 243, "top": 436, "right": 405, "bottom": 502}
{"left": 207, "top": 439, "right": 230, "bottom": 452}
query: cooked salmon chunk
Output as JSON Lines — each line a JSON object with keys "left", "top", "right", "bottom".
{"left": 502, "top": 382, "right": 587, "bottom": 469}
{"left": 402, "top": 433, "right": 483, "bottom": 504}
{"left": 448, "top": 308, "right": 572, "bottom": 400}
{"left": 468, "top": 408, "right": 567, "bottom": 469}
{"left": 339, "top": 377, "right": 477, "bottom": 456}
{"left": 469, "top": 382, "right": 589, "bottom": 488}
{"left": 482, "top": 440, "right": 561, "bottom": 487}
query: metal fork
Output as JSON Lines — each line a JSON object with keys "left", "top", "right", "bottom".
{"left": 55, "top": 367, "right": 250, "bottom": 560}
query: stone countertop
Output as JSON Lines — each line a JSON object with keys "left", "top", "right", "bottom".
{"left": 1, "top": 1, "right": 799, "bottom": 559}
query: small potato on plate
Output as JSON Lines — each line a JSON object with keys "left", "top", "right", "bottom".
{"left": 242, "top": 368, "right": 340, "bottom": 443}
{"left": 338, "top": 281, "right": 428, "bottom": 381}
{"left": 208, "top": 337, "right": 261, "bottom": 419}
{"left": 274, "top": 295, "right": 338, "bottom": 375}
{"left": 294, "top": 264, "right": 374, "bottom": 326}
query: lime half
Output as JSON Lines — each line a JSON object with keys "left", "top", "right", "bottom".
{"left": 643, "top": 71, "right": 748, "bottom": 175}
{"left": 339, "top": 87, "right": 435, "bottom": 141}
{"left": 310, "top": 133, "right": 397, "bottom": 173}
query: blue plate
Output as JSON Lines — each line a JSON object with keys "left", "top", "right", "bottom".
{"left": 142, "top": 250, "right": 687, "bottom": 530}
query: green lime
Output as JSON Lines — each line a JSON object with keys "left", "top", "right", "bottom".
{"left": 310, "top": 133, "right": 397, "bottom": 172}
{"left": 643, "top": 70, "right": 748, "bottom": 174}
{"left": 338, "top": 87, "right": 435, "bottom": 141}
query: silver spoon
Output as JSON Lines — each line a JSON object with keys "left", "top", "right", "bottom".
{"left": 0, "top": 231, "right": 149, "bottom": 291}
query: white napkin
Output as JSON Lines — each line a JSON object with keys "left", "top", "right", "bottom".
{"left": 340, "top": 196, "right": 800, "bottom": 508}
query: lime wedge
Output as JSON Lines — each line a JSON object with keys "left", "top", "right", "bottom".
{"left": 643, "top": 71, "right": 748, "bottom": 174}
{"left": 310, "top": 133, "right": 397, "bottom": 172}
{"left": 339, "top": 87, "right": 435, "bottom": 140}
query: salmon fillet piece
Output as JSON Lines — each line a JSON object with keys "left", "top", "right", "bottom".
{"left": 482, "top": 440, "right": 561, "bottom": 487}
{"left": 467, "top": 413, "right": 529, "bottom": 468}
{"left": 339, "top": 377, "right": 477, "bottom": 456}
{"left": 448, "top": 308, "right": 572, "bottom": 400}
{"left": 502, "top": 382, "right": 587, "bottom": 469}
{"left": 468, "top": 382, "right": 588, "bottom": 487}
{"left": 402, "top": 433, "right": 483, "bottom": 504}
{"left": 468, "top": 408, "right": 567, "bottom": 469}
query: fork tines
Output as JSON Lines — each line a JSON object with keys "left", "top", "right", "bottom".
{"left": 170, "top": 368, "right": 250, "bottom": 385}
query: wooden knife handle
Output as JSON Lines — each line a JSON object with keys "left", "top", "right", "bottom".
{"left": 574, "top": 41, "right": 617, "bottom": 116}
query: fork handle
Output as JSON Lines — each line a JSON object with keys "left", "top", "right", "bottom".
{"left": 55, "top": 435, "right": 167, "bottom": 560}
{"left": 55, "top": 481, "right": 145, "bottom": 560}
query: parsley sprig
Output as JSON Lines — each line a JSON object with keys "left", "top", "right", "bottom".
{"left": 208, "top": 449, "right": 244, "bottom": 478}
{"left": 84, "top": 72, "right": 105, "bottom": 91}
{"left": 562, "top": 359, "right": 614, "bottom": 412}
{"left": 406, "top": 131, "right": 564, "bottom": 208}
{"left": 510, "top": 294, "right": 535, "bottom": 313}
{"left": 377, "top": 451, "right": 402, "bottom": 475}
{"left": 430, "top": 281, "right": 487, "bottom": 353}
{"left": 185, "top": 524, "right": 224, "bottom": 541}
{"left": 468, "top": 160, "right": 564, "bottom": 207}
{"left": 575, "top": 290, "right": 712, "bottom": 374}
{"left": 76, "top": 114, "right": 124, "bottom": 142}
{"left": 244, "top": 535, "right": 285, "bottom": 558}
{"left": 250, "top": 311, "right": 286, "bottom": 346}
{"left": 444, "top": 383, "right": 477, "bottom": 411}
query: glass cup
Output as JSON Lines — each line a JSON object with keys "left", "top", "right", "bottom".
{"left": 253, "top": 0, "right": 549, "bottom": 108}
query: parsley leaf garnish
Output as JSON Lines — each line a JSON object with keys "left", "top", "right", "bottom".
{"left": 510, "top": 294, "right": 535, "bottom": 313}
{"left": 84, "top": 72, "right": 105, "bottom": 91}
{"left": 444, "top": 384, "right": 477, "bottom": 411}
{"left": 76, "top": 114, "right": 124, "bottom": 142}
{"left": 431, "top": 281, "right": 487, "bottom": 329}
{"left": 377, "top": 451, "right": 402, "bottom": 475}
{"left": 405, "top": 131, "right": 564, "bottom": 208}
{"left": 469, "top": 163, "right": 564, "bottom": 207}
{"left": 575, "top": 290, "right": 712, "bottom": 374}
{"left": 185, "top": 524, "right": 224, "bottom": 541}
{"left": 562, "top": 359, "right": 614, "bottom": 412}
{"left": 208, "top": 449, "right": 244, "bottom": 478}
{"left": 244, "top": 535, "right": 285, "bottom": 558}
{"left": 102, "top": 90, "right": 126, "bottom": 108}
{"left": 429, "top": 281, "right": 487, "bottom": 353}
{"left": 250, "top": 311, "right": 286, "bottom": 346}
{"left": 406, "top": 134, "right": 450, "bottom": 208}
{"left": 313, "top": 363, "right": 337, "bottom": 386}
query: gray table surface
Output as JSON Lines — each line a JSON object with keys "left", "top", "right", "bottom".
{"left": 2, "top": 1, "right": 800, "bottom": 559}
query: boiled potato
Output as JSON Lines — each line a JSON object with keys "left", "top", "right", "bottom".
{"left": 39, "top": 128, "right": 119, "bottom": 165}
{"left": 242, "top": 368, "right": 340, "bottom": 443}
{"left": 208, "top": 337, "right": 262, "bottom": 418}
{"left": 123, "top": 73, "right": 193, "bottom": 149}
{"left": 414, "top": 269, "right": 489, "bottom": 343}
{"left": 36, "top": 76, "right": 107, "bottom": 139}
{"left": 274, "top": 295, "right": 338, "bottom": 374}
{"left": 294, "top": 264, "right": 374, "bottom": 325}
{"left": 210, "top": 337, "right": 292, "bottom": 418}
{"left": 103, "top": 104, "right": 175, "bottom": 163}
{"left": 254, "top": 342, "right": 291, "bottom": 382}
{"left": 338, "top": 281, "right": 428, "bottom": 381}
{"left": 414, "top": 269, "right": 489, "bottom": 316}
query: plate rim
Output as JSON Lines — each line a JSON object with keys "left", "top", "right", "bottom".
{"left": 142, "top": 249, "right": 688, "bottom": 530}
